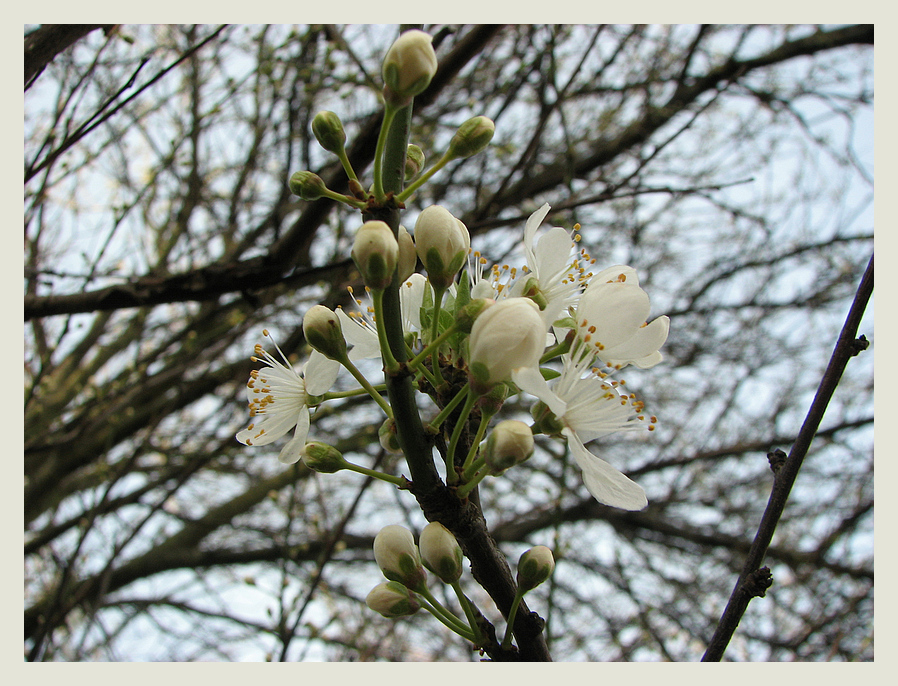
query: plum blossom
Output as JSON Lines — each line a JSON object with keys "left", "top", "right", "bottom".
{"left": 236, "top": 331, "right": 340, "bottom": 465}
{"left": 574, "top": 265, "right": 669, "bottom": 369}
{"left": 513, "top": 349, "right": 653, "bottom": 510}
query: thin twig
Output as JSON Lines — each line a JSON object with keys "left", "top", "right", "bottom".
{"left": 702, "top": 253, "right": 873, "bottom": 661}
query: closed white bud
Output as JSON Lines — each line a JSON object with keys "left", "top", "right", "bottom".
{"left": 516, "top": 546, "right": 555, "bottom": 592}
{"left": 366, "top": 581, "right": 420, "bottom": 617}
{"left": 303, "top": 305, "right": 347, "bottom": 360}
{"left": 373, "top": 524, "right": 427, "bottom": 590}
{"left": 288, "top": 171, "right": 327, "bottom": 201}
{"left": 397, "top": 225, "right": 417, "bottom": 284}
{"left": 468, "top": 298, "right": 545, "bottom": 393}
{"left": 414, "top": 205, "right": 470, "bottom": 290}
{"left": 311, "top": 110, "right": 346, "bottom": 154}
{"left": 352, "top": 221, "right": 399, "bottom": 290}
{"left": 484, "top": 420, "right": 534, "bottom": 475}
{"left": 405, "top": 144, "right": 425, "bottom": 180}
{"left": 382, "top": 30, "right": 438, "bottom": 106}
{"left": 419, "top": 522, "right": 463, "bottom": 584}
{"left": 378, "top": 417, "right": 404, "bottom": 454}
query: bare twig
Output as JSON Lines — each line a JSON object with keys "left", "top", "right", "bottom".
{"left": 702, "top": 253, "right": 873, "bottom": 661}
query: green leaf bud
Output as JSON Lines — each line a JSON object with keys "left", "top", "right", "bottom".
{"left": 366, "top": 581, "right": 421, "bottom": 617}
{"left": 352, "top": 221, "right": 399, "bottom": 291}
{"left": 516, "top": 545, "right": 555, "bottom": 592}
{"left": 311, "top": 110, "right": 346, "bottom": 154}
{"left": 405, "top": 144, "right": 425, "bottom": 181}
{"left": 373, "top": 525, "right": 427, "bottom": 590}
{"left": 447, "top": 116, "right": 495, "bottom": 160}
{"left": 288, "top": 170, "right": 328, "bottom": 201}
{"left": 300, "top": 441, "right": 348, "bottom": 474}
{"left": 303, "top": 305, "right": 347, "bottom": 361}
{"left": 378, "top": 417, "right": 404, "bottom": 455}
{"left": 419, "top": 522, "right": 463, "bottom": 584}
{"left": 414, "top": 205, "right": 470, "bottom": 290}
{"left": 382, "top": 30, "right": 438, "bottom": 107}
{"left": 483, "top": 420, "right": 534, "bottom": 475}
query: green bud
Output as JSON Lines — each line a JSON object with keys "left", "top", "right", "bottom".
{"left": 311, "top": 110, "right": 346, "bottom": 154}
{"left": 484, "top": 420, "right": 534, "bottom": 475}
{"left": 352, "top": 221, "right": 399, "bottom": 291}
{"left": 447, "top": 116, "right": 495, "bottom": 160}
{"left": 530, "top": 400, "right": 565, "bottom": 437}
{"left": 303, "top": 305, "right": 347, "bottom": 361}
{"left": 301, "top": 441, "right": 348, "bottom": 474}
{"left": 455, "top": 298, "right": 493, "bottom": 334}
{"left": 405, "top": 144, "right": 425, "bottom": 181}
{"left": 366, "top": 581, "right": 421, "bottom": 617}
{"left": 419, "top": 522, "right": 463, "bottom": 584}
{"left": 378, "top": 417, "right": 404, "bottom": 455}
{"left": 516, "top": 545, "right": 555, "bottom": 592}
{"left": 288, "top": 171, "right": 328, "bottom": 201}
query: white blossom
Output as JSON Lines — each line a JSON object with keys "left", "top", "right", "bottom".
{"left": 236, "top": 331, "right": 340, "bottom": 465}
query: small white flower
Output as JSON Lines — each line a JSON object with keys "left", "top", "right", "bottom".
{"left": 236, "top": 331, "right": 340, "bottom": 465}
{"left": 509, "top": 203, "right": 584, "bottom": 328}
{"left": 513, "top": 350, "right": 652, "bottom": 510}
{"left": 575, "top": 265, "right": 669, "bottom": 369}
{"left": 336, "top": 274, "right": 428, "bottom": 360}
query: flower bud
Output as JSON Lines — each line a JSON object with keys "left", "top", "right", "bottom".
{"left": 414, "top": 205, "right": 470, "bottom": 290}
{"left": 378, "top": 417, "right": 404, "bottom": 455}
{"left": 303, "top": 305, "right": 347, "bottom": 361}
{"left": 289, "top": 171, "right": 328, "bottom": 201}
{"left": 516, "top": 546, "right": 555, "bottom": 592}
{"left": 366, "top": 581, "right": 421, "bottom": 617}
{"left": 419, "top": 522, "right": 463, "bottom": 584}
{"left": 300, "top": 441, "right": 348, "bottom": 474}
{"left": 484, "top": 420, "right": 534, "bottom": 475}
{"left": 405, "top": 144, "right": 425, "bottom": 181}
{"left": 397, "top": 225, "right": 417, "bottom": 284}
{"left": 373, "top": 524, "right": 427, "bottom": 590}
{"left": 468, "top": 298, "right": 545, "bottom": 393}
{"left": 476, "top": 381, "right": 507, "bottom": 420}
{"left": 454, "top": 297, "right": 491, "bottom": 334}
{"left": 311, "top": 110, "right": 346, "bottom": 154}
{"left": 447, "top": 116, "right": 495, "bottom": 159}
{"left": 382, "top": 30, "right": 438, "bottom": 106}
{"left": 530, "top": 400, "right": 565, "bottom": 437}
{"left": 352, "top": 221, "right": 399, "bottom": 290}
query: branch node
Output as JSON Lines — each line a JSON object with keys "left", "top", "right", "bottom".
{"left": 850, "top": 335, "right": 869, "bottom": 357}
{"left": 741, "top": 566, "right": 773, "bottom": 599}
{"left": 766, "top": 449, "right": 787, "bottom": 476}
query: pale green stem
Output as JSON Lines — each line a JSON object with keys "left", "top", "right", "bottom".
{"left": 322, "top": 384, "right": 386, "bottom": 401}
{"left": 372, "top": 104, "right": 399, "bottom": 202}
{"left": 455, "top": 464, "right": 488, "bottom": 499}
{"left": 342, "top": 461, "right": 405, "bottom": 486}
{"left": 319, "top": 187, "right": 367, "bottom": 209}
{"left": 416, "top": 586, "right": 477, "bottom": 640}
{"left": 338, "top": 354, "right": 394, "bottom": 419}
{"left": 462, "top": 455, "right": 487, "bottom": 483}
{"left": 449, "top": 581, "right": 486, "bottom": 645}
{"left": 540, "top": 335, "right": 572, "bottom": 365}
{"left": 370, "top": 287, "right": 400, "bottom": 374}
{"left": 334, "top": 147, "right": 360, "bottom": 183}
{"left": 395, "top": 151, "right": 454, "bottom": 202}
{"left": 446, "top": 389, "right": 477, "bottom": 485}
{"left": 428, "top": 383, "right": 470, "bottom": 432}
{"left": 501, "top": 588, "right": 527, "bottom": 650}
{"left": 460, "top": 412, "right": 490, "bottom": 475}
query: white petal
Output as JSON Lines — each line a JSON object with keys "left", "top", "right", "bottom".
{"left": 578, "top": 284, "right": 651, "bottom": 348}
{"left": 303, "top": 351, "right": 340, "bottom": 395}
{"left": 534, "top": 227, "right": 574, "bottom": 282}
{"left": 512, "top": 366, "right": 567, "bottom": 417}
{"left": 278, "top": 434, "right": 305, "bottom": 465}
{"left": 523, "top": 203, "right": 552, "bottom": 254}
{"left": 600, "top": 315, "right": 669, "bottom": 366}
{"left": 565, "top": 429, "right": 647, "bottom": 510}
{"left": 589, "top": 265, "right": 639, "bottom": 288}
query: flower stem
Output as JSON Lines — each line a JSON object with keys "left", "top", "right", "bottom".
{"left": 460, "top": 412, "right": 489, "bottom": 475}
{"left": 370, "top": 288, "right": 400, "bottom": 375}
{"left": 455, "top": 465, "right": 487, "bottom": 499}
{"left": 343, "top": 461, "right": 405, "bottom": 486}
{"left": 446, "top": 388, "right": 477, "bottom": 485}
{"left": 428, "top": 383, "right": 470, "bottom": 432}
{"left": 407, "top": 320, "right": 460, "bottom": 371}
{"left": 450, "top": 581, "right": 486, "bottom": 645}
{"left": 428, "top": 284, "right": 447, "bottom": 388}
{"left": 395, "top": 151, "right": 452, "bottom": 203}
{"left": 338, "top": 354, "right": 394, "bottom": 419}
{"left": 416, "top": 586, "right": 477, "bottom": 641}
{"left": 501, "top": 588, "right": 526, "bottom": 650}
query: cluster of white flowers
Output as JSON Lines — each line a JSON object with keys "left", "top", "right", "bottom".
{"left": 237, "top": 202, "right": 669, "bottom": 510}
